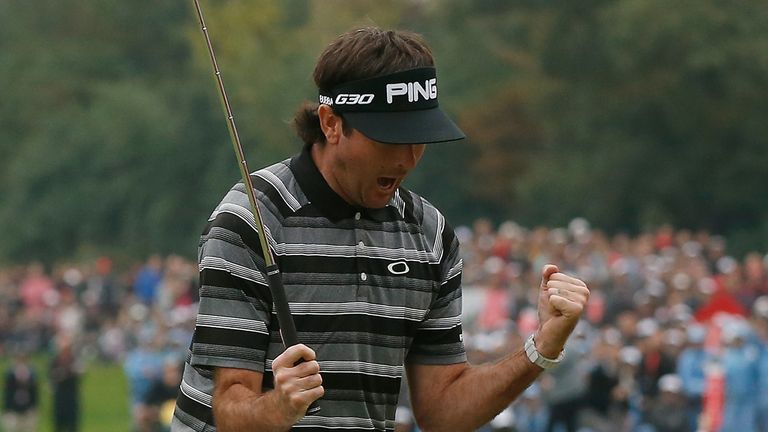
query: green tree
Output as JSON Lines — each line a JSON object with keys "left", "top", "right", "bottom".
{"left": 516, "top": 0, "right": 768, "bottom": 249}
{"left": 2, "top": 0, "right": 766, "bottom": 263}
{"left": 0, "top": 0, "right": 227, "bottom": 263}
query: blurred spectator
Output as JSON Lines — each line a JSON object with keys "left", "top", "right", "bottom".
{"left": 98, "top": 317, "right": 129, "bottom": 363}
{"left": 84, "top": 256, "right": 122, "bottom": 315}
{"left": 512, "top": 384, "right": 548, "bottom": 432}
{"left": 695, "top": 278, "right": 747, "bottom": 322}
{"left": 540, "top": 325, "right": 589, "bottom": 432}
{"left": 580, "top": 327, "right": 625, "bottom": 432}
{"left": 676, "top": 323, "right": 708, "bottom": 431}
{"left": 741, "top": 252, "right": 768, "bottom": 307}
{"left": 154, "top": 256, "right": 197, "bottom": 341}
{"left": 642, "top": 374, "right": 688, "bottom": 432}
{"left": 720, "top": 319, "right": 759, "bottom": 432}
{"left": 133, "top": 255, "right": 163, "bottom": 306}
{"left": 635, "top": 318, "right": 677, "bottom": 401}
{"left": 477, "top": 258, "right": 513, "bottom": 331}
{"left": 53, "top": 284, "right": 84, "bottom": 341}
{"left": 141, "top": 357, "right": 182, "bottom": 432}
{"left": 124, "top": 327, "right": 167, "bottom": 430}
{"left": 50, "top": 335, "right": 83, "bottom": 432}
{"left": 754, "top": 296, "right": 768, "bottom": 432}
{"left": 2, "top": 350, "right": 39, "bottom": 432}
{"left": 19, "top": 262, "right": 55, "bottom": 317}
{"left": 616, "top": 346, "right": 644, "bottom": 431}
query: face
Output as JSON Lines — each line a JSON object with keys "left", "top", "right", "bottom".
{"left": 319, "top": 108, "right": 426, "bottom": 208}
{"left": 332, "top": 130, "right": 425, "bottom": 208}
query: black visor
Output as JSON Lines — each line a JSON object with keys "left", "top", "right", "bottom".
{"left": 318, "top": 67, "right": 465, "bottom": 144}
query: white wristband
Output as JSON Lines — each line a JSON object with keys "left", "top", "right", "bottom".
{"left": 524, "top": 334, "right": 564, "bottom": 369}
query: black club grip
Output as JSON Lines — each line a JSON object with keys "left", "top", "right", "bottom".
{"left": 266, "top": 265, "right": 321, "bottom": 415}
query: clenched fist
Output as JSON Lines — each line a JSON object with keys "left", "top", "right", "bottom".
{"left": 271, "top": 344, "right": 324, "bottom": 423}
{"left": 535, "top": 264, "right": 590, "bottom": 358}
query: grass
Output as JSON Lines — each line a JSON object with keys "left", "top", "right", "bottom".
{"left": 1, "top": 357, "right": 131, "bottom": 432}
{"left": 78, "top": 362, "right": 132, "bottom": 432}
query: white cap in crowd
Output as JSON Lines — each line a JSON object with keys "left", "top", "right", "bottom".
{"left": 658, "top": 374, "right": 683, "bottom": 393}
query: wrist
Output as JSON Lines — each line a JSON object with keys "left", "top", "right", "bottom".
{"left": 525, "top": 334, "right": 564, "bottom": 370}
{"left": 532, "top": 332, "right": 563, "bottom": 359}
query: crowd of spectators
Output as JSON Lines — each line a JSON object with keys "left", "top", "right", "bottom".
{"left": 0, "top": 254, "right": 196, "bottom": 431}
{"left": 1, "top": 218, "right": 767, "bottom": 432}
{"left": 399, "top": 218, "right": 768, "bottom": 432}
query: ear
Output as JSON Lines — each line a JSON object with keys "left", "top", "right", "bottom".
{"left": 318, "top": 104, "right": 342, "bottom": 145}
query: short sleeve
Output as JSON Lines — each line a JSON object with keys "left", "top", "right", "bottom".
{"left": 188, "top": 192, "right": 274, "bottom": 373}
{"left": 407, "top": 222, "right": 467, "bottom": 365}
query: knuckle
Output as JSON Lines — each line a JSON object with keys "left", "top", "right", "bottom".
{"left": 299, "top": 345, "right": 316, "bottom": 359}
{"left": 274, "top": 370, "right": 291, "bottom": 387}
{"left": 308, "top": 374, "right": 322, "bottom": 388}
{"left": 298, "top": 361, "right": 317, "bottom": 376}
{"left": 275, "top": 377, "right": 288, "bottom": 390}
{"left": 312, "top": 385, "right": 325, "bottom": 399}
{"left": 276, "top": 349, "right": 296, "bottom": 366}
{"left": 289, "top": 394, "right": 304, "bottom": 409}
{"left": 273, "top": 369, "right": 285, "bottom": 382}
{"left": 272, "top": 357, "right": 285, "bottom": 369}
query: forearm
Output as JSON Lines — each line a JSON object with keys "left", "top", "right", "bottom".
{"left": 213, "top": 383, "right": 293, "bottom": 432}
{"left": 413, "top": 350, "right": 543, "bottom": 431}
{"left": 213, "top": 347, "right": 323, "bottom": 431}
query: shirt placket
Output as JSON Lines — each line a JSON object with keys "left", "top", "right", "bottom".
{"left": 354, "top": 211, "right": 369, "bottom": 301}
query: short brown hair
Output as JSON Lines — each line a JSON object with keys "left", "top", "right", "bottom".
{"left": 293, "top": 27, "right": 435, "bottom": 146}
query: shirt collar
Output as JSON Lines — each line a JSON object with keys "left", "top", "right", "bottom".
{"left": 290, "top": 144, "right": 405, "bottom": 223}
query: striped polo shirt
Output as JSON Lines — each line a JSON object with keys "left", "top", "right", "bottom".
{"left": 172, "top": 144, "right": 466, "bottom": 431}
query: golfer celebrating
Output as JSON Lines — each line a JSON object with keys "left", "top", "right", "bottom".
{"left": 172, "top": 27, "right": 589, "bottom": 432}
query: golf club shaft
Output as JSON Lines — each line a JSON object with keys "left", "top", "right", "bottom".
{"left": 192, "top": 0, "right": 319, "bottom": 415}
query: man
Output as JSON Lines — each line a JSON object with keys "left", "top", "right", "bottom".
{"left": 2, "top": 350, "right": 39, "bottom": 432}
{"left": 677, "top": 324, "right": 708, "bottom": 431}
{"left": 50, "top": 336, "right": 82, "bottom": 432}
{"left": 144, "top": 358, "right": 183, "bottom": 432}
{"left": 754, "top": 296, "right": 768, "bottom": 432}
{"left": 643, "top": 374, "right": 688, "bottom": 432}
{"left": 172, "top": 27, "right": 589, "bottom": 431}
{"left": 720, "top": 320, "right": 759, "bottom": 432}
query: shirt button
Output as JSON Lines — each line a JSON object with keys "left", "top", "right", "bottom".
{"left": 354, "top": 212, "right": 361, "bottom": 220}
{"left": 360, "top": 272, "right": 367, "bottom": 281}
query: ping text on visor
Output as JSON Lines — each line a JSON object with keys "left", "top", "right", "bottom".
{"left": 319, "top": 67, "right": 438, "bottom": 113}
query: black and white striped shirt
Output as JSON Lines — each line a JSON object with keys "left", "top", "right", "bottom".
{"left": 172, "top": 144, "right": 466, "bottom": 431}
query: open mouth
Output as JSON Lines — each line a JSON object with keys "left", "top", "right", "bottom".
{"left": 377, "top": 177, "right": 397, "bottom": 190}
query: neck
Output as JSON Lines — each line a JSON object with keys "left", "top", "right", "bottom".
{"left": 310, "top": 142, "right": 350, "bottom": 205}
{"left": 309, "top": 142, "right": 332, "bottom": 185}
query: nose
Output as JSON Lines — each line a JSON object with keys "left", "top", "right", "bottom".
{"left": 395, "top": 144, "right": 426, "bottom": 170}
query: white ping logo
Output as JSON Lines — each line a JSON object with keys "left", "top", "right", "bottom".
{"left": 385, "top": 79, "right": 437, "bottom": 104}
